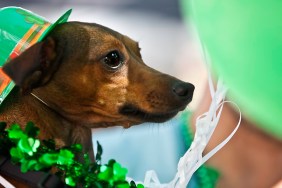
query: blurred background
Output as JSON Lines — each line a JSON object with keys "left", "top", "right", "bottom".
{"left": 0, "top": 0, "right": 207, "bottom": 183}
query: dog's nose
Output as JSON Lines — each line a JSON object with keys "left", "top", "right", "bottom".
{"left": 172, "top": 82, "right": 195, "bottom": 99}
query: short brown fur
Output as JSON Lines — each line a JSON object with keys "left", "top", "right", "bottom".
{"left": 0, "top": 22, "right": 194, "bottom": 167}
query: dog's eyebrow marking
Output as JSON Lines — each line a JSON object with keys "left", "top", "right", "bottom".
{"left": 122, "top": 35, "right": 142, "bottom": 59}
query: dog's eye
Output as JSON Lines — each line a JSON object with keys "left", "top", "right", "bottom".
{"left": 103, "top": 51, "right": 123, "bottom": 70}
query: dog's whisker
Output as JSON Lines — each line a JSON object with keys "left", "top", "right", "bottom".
{"left": 30, "top": 93, "right": 51, "bottom": 108}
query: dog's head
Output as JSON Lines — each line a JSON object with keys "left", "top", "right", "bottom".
{"left": 3, "top": 22, "right": 194, "bottom": 128}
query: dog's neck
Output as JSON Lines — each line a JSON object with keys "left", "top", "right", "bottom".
{"left": 0, "top": 89, "right": 71, "bottom": 141}
{"left": 0, "top": 89, "right": 94, "bottom": 161}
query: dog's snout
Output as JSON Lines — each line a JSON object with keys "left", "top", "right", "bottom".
{"left": 172, "top": 82, "right": 195, "bottom": 99}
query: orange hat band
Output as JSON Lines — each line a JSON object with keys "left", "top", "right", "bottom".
{"left": 8, "top": 22, "right": 51, "bottom": 60}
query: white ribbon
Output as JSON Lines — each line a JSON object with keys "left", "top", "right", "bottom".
{"left": 139, "top": 76, "right": 241, "bottom": 188}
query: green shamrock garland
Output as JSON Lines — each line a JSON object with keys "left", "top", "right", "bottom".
{"left": 0, "top": 122, "right": 144, "bottom": 188}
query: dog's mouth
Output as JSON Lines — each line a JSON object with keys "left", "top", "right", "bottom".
{"left": 119, "top": 104, "right": 183, "bottom": 123}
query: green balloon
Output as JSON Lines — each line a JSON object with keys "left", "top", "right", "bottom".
{"left": 182, "top": 0, "right": 282, "bottom": 139}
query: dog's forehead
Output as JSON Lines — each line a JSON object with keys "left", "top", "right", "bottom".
{"left": 82, "top": 23, "right": 140, "bottom": 52}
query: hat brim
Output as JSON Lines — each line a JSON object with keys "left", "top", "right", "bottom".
{"left": 38, "top": 9, "right": 72, "bottom": 41}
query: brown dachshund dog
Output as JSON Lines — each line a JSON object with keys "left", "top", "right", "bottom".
{"left": 0, "top": 22, "right": 194, "bottom": 162}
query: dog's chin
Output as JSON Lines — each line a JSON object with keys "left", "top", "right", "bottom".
{"left": 119, "top": 104, "right": 183, "bottom": 123}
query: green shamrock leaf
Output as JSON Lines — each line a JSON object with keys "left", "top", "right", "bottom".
{"left": 21, "top": 159, "right": 37, "bottom": 173}
{"left": 72, "top": 164, "right": 83, "bottom": 177}
{"left": 30, "top": 138, "right": 40, "bottom": 152}
{"left": 18, "top": 137, "right": 40, "bottom": 156}
{"left": 113, "top": 162, "right": 128, "bottom": 181}
{"left": 117, "top": 183, "right": 130, "bottom": 188}
{"left": 34, "top": 162, "right": 48, "bottom": 171}
{"left": 98, "top": 165, "right": 112, "bottom": 181}
{"left": 129, "top": 181, "right": 145, "bottom": 188}
{"left": 24, "top": 122, "right": 39, "bottom": 137}
{"left": 8, "top": 124, "right": 27, "bottom": 140}
{"left": 70, "top": 143, "right": 82, "bottom": 153}
{"left": 39, "top": 153, "right": 58, "bottom": 166}
{"left": 130, "top": 181, "right": 137, "bottom": 187}
{"left": 96, "top": 141, "right": 103, "bottom": 162}
{"left": 65, "top": 176, "right": 76, "bottom": 187}
{"left": 137, "top": 184, "right": 145, "bottom": 188}
{"left": 83, "top": 153, "right": 90, "bottom": 167}
{"left": 10, "top": 147, "right": 24, "bottom": 162}
{"left": 57, "top": 149, "right": 74, "bottom": 166}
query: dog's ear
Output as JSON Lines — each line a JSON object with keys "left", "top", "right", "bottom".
{"left": 3, "top": 37, "right": 63, "bottom": 94}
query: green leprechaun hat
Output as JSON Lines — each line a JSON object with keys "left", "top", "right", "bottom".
{"left": 0, "top": 6, "right": 72, "bottom": 104}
